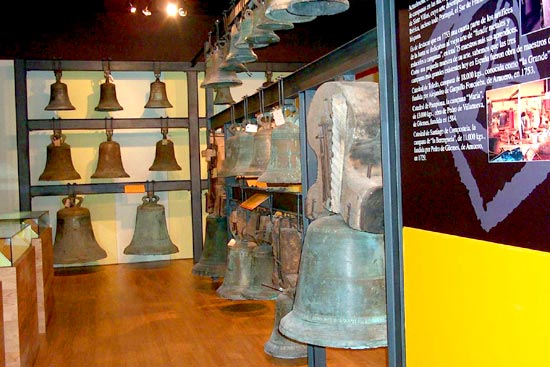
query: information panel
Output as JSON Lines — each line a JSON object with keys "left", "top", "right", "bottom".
{"left": 398, "top": 0, "right": 550, "bottom": 250}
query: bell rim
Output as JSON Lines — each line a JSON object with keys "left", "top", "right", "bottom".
{"left": 288, "top": 0, "right": 350, "bottom": 16}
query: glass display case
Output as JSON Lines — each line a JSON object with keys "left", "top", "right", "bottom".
{"left": 0, "top": 210, "right": 50, "bottom": 236}
{"left": 0, "top": 221, "right": 35, "bottom": 267}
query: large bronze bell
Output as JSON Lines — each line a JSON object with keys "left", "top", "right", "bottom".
{"left": 39, "top": 130, "right": 81, "bottom": 181}
{"left": 226, "top": 125, "right": 255, "bottom": 177}
{"left": 258, "top": 121, "right": 301, "bottom": 184}
{"left": 242, "top": 242, "right": 278, "bottom": 300}
{"left": 124, "top": 192, "right": 179, "bottom": 255}
{"left": 200, "top": 42, "right": 243, "bottom": 89}
{"left": 264, "top": 291, "right": 307, "bottom": 359}
{"left": 217, "top": 126, "right": 242, "bottom": 177}
{"left": 244, "top": 117, "right": 273, "bottom": 177}
{"left": 45, "top": 69, "right": 76, "bottom": 111}
{"left": 149, "top": 127, "right": 182, "bottom": 171}
{"left": 53, "top": 194, "right": 107, "bottom": 264}
{"left": 213, "top": 87, "right": 235, "bottom": 105}
{"left": 192, "top": 214, "right": 229, "bottom": 278}
{"left": 265, "top": 0, "right": 317, "bottom": 23}
{"left": 244, "top": 15, "right": 280, "bottom": 48}
{"left": 254, "top": 0, "right": 294, "bottom": 31}
{"left": 223, "top": 24, "right": 258, "bottom": 66}
{"left": 216, "top": 238, "right": 255, "bottom": 300}
{"left": 145, "top": 73, "right": 173, "bottom": 109}
{"left": 288, "top": 0, "right": 350, "bottom": 16}
{"left": 95, "top": 72, "right": 123, "bottom": 111}
{"left": 91, "top": 129, "right": 130, "bottom": 178}
{"left": 279, "top": 214, "right": 387, "bottom": 349}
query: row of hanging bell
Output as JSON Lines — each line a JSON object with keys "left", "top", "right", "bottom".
{"left": 191, "top": 213, "right": 229, "bottom": 278}
{"left": 124, "top": 191, "right": 179, "bottom": 255}
{"left": 45, "top": 68, "right": 173, "bottom": 112}
{"left": 53, "top": 194, "right": 107, "bottom": 264}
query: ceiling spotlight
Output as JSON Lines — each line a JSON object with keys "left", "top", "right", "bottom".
{"left": 166, "top": 2, "right": 178, "bottom": 16}
{"left": 142, "top": 6, "right": 152, "bottom": 16}
{"left": 178, "top": 8, "right": 187, "bottom": 17}
{"left": 129, "top": 2, "right": 137, "bottom": 13}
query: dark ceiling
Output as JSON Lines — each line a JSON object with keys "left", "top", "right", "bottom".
{"left": 0, "top": 0, "right": 377, "bottom": 63}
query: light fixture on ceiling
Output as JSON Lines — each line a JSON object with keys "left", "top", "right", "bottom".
{"left": 129, "top": 2, "right": 137, "bottom": 13}
{"left": 142, "top": 3, "right": 152, "bottom": 16}
{"left": 129, "top": 0, "right": 186, "bottom": 17}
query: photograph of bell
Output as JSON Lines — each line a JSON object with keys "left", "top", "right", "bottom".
{"left": 144, "top": 72, "right": 173, "bottom": 108}
{"left": 44, "top": 69, "right": 76, "bottom": 111}
{"left": 91, "top": 129, "right": 130, "bottom": 178}
{"left": 257, "top": 121, "right": 301, "bottom": 184}
{"left": 288, "top": 0, "right": 350, "bottom": 16}
{"left": 95, "top": 70, "right": 123, "bottom": 111}
{"left": 192, "top": 214, "right": 229, "bottom": 278}
{"left": 279, "top": 214, "right": 387, "bottom": 349}
{"left": 39, "top": 130, "right": 81, "bottom": 181}
{"left": 265, "top": 0, "right": 317, "bottom": 23}
{"left": 213, "top": 86, "right": 235, "bottom": 105}
{"left": 149, "top": 127, "right": 182, "bottom": 171}
{"left": 53, "top": 194, "right": 107, "bottom": 264}
{"left": 264, "top": 291, "right": 307, "bottom": 359}
{"left": 124, "top": 192, "right": 179, "bottom": 255}
{"left": 216, "top": 239, "right": 255, "bottom": 300}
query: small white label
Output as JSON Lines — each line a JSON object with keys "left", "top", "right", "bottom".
{"left": 227, "top": 238, "right": 237, "bottom": 247}
{"left": 272, "top": 107, "right": 286, "bottom": 126}
{"left": 245, "top": 124, "right": 258, "bottom": 133}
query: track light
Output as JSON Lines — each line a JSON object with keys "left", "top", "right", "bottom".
{"left": 142, "top": 6, "right": 152, "bottom": 16}
{"left": 129, "top": 1, "right": 186, "bottom": 17}
{"left": 129, "top": 2, "right": 137, "bottom": 13}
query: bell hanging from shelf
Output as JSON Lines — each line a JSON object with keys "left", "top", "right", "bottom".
{"left": 95, "top": 66, "right": 123, "bottom": 111}
{"left": 45, "top": 68, "right": 76, "bottom": 111}
{"left": 91, "top": 129, "right": 130, "bottom": 178}
{"left": 39, "top": 130, "right": 81, "bottom": 181}
{"left": 145, "top": 71, "right": 173, "bottom": 109}
{"left": 149, "top": 126, "right": 182, "bottom": 171}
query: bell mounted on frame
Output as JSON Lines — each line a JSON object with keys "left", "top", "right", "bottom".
{"left": 39, "top": 129, "right": 81, "bottom": 181}
{"left": 213, "top": 86, "right": 236, "bottom": 105}
{"left": 91, "top": 128, "right": 130, "bottom": 179}
{"left": 265, "top": 0, "right": 317, "bottom": 23}
{"left": 145, "top": 70, "right": 173, "bottom": 109}
{"left": 253, "top": 0, "right": 294, "bottom": 31}
{"left": 149, "top": 126, "right": 182, "bottom": 171}
{"left": 45, "top": 68, "right": 76, "bottom": 111}
{"left": 288, "top": 0, "right": 350, "bottom": 16}
{"left": 95, "top": 64, "right": 123, "bottom": 112}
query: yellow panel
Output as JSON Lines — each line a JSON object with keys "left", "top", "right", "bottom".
{"left": 404, "top": 227, "right": 550, "bottom": 367}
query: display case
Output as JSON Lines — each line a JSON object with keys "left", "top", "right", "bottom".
{"left": 0, "top": 221, "right": 39, "bottom": 367}
{"left": 0, "top": 211, "right": 53, "bottom": 334}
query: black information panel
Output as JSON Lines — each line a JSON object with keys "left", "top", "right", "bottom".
{"left": 397, "top": 0, "right": 550, "bottom": 251}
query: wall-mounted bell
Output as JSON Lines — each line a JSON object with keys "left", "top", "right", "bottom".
{"left": 288, "top": 0, "right": 350, "bottom": 16}
{"left": 39, "top": 130, "right": 81, "bottom": 181}
{"left": 95, "top": 71, "right": 123, "bottom": 111}
{"left": 45, "top": 69, "right": 76, "bottom": 111}
{"left": 53, "top": 194, "right": 107, "bottom": 264}
{"left": 213, "top": 87, "right": 235, "bottom": 105}
{"left": 145, "top": 72, "right": 173, "bottom": 109}
{"left": 124, "top": 192, "right": 179, "bottom": 255}
{"left": 91, "top": 129, "right": 130, "bottom": 178}
{"left": 265, "top": 0, "right": 317, "bottom": 23}
{"left": 149, "top": 127, "right": 182, "bottom": 171}
{"left": 279, "top": 214, "right": 387, "bottom": 349}
{"left": 257, "top": 120, "right": 301, "bottom": 184}
{"left": 192, "top": 214, "right": 229, "bottom": 278}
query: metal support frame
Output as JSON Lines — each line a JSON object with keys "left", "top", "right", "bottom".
{"left": 376, "top": 0, "right": 406, "bottom": 366}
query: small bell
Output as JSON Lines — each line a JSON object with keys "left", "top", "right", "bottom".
{"left": 45, "top": 69, "right": 76, "bottom": 111}
{"left": 149, "top": 127, "right": 182, "bottom": 171}
{"left": 95, "top": 70, "right": 123, "bottom": 111}
{"left": 214, "top": 87, "right": 235, "bottom": 105}
{"left": 91, "top": 129, "right": 130, "bottom": 178}
{"left": 39, "top": 130, "right": 81, "bottom": 181}
{"left": 145, "top": 72, "right": 173, "bottom": 109}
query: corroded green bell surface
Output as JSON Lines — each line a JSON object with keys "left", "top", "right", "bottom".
{"left": 226, "top": 129, "right": 255, "bottom": 177}
{"left": 264, "top": 291, "right": 307, "bottom": 359}
{"left": 288, "top": 0, "right": 349, "bottom": 16}
{"left": 216, "top": 239, "right": 255, "bottom": 300}
{"left": 265, "top": 0, "right": 316, "bottom": 23}
{"left": 242, "top": 243, "right": 278, "bottom": 300}
{"left": 200, "top": 44, "right": 243, "bottom": 89}
{"left": 244, "top": 122, "right": 272, "bottom": 177}
{"left": 217, "top": 130, "right": 240, "bottom": 177}
{"left": 124, "top": 194, "right": 179, "bottom": 255}
{"left": 224, "top": 24, "right": 258, "bottom": 65}
{"left": 53, "top": 195, "right": 107, "bottom": 264}
{"left": 257, "top": 122, "right": 301, "bottom": 184}
{"left": 192, "top": 214, "right": 229, "bottom": 278}
{"left": 279, "top": 214, "right": 387, "bottom": 349}
{"left": 254, "top": 0, "right": 294, "bottom": 31}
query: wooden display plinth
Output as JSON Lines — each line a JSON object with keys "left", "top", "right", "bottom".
{"left": 0, "top": 246, "right": 39, "bottom": 367}
{"left": 32, "top": 227, "right": 54, "bottom": 334}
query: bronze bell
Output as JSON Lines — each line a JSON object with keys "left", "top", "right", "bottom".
{"left": 254, "top": 0, "right": 294, "bottom": 31}
{"left": 192, "top": 214, "right": 229, "bottom": 279}
{"left": 244, "top": 4, "right": 281, "bottom": 48}
{"left": 124, "top": 192, "right": 179, "bottom": 255}
{"left": 279, "top": 214, "right": 387, "bottom": 349}
{"left": 213, "top": 87, "right": 235, "bottom": 105}
{"left": 217, "top": 126, "right": 242, "bottom": 178}
{"left": 91, "top": 129, "right": 130, "bottom": 178}
{"left": 265, "top": 0, "right": 317, "bottom": 23}
{"left": 95, "top": 73, "right": 123, "bottom": 111}
{"left": 223, "top": 24, "right": 258, "bottom": 65}
{"left": 264, "top": 291, "right": 307, "bottom": 359}
{"left": 200, "top": 42, "right": 243, "bottom": 89}
{"left": 149, "top": 127, "right": 182, "bottom": 171}
{"left": 145, "top": 73, "right": 173, "bottom": 109}
{"left": 288, "top": 0, "right": 350, "bottom": 16}
{"left": 53, "top": 194, "right": 107, "bottom": 264}
{"left": 216, "top": 238, "right": 255, "bottom": 300}
{"left": 258, "top": 121, "right": 301, "bottom": 184}
{"left": 39, "top": 130, "right": 81, "bottom": 181}
{"left": 45, "top": 69, "right": 76, "bottom": 111}
{"left": 226, "top": 125, "right": 255, "bottom": 177}
{"left": 244, "top": 117, "right": 273, "bottom": 177}
{"left": 242, "top": 243, "right": 279, "bottom": 300}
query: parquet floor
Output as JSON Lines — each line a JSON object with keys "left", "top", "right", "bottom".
{"left": 33, "top": 259, "right": 387, "bottom": 367}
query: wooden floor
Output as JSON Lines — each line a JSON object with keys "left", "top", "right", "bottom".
{"left": 33, "top": 259, "right": 387, "bottom": 367}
